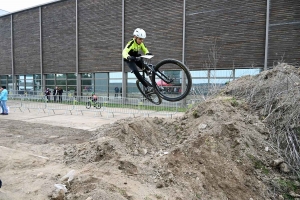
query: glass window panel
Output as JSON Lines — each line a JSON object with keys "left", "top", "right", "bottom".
{"left": 46, "top": 80, "right": 55, "bottom": 85}
{"left": 82, "top": 80, "right": 92, "bottom": 85}
{"left": 190, "top": 70, "right": 208, "bottom": 77}
{"left": 0, "top": 75, "right": 6, "bottom": 79}
{"left": 34, "top": 79, "right": 42, "bottom": 86}
{"left": 67, "top": 86, "right": 76, "bottom": 91}
{"left": 25, "top": 75, "right": 34, "bottom": 90}
{"left": 127, "top": 72, "right": 136, "bottom": 79}
{"left": 8, "top": 75, "right": 12, "bottom": 84}
{"left": 235, "top": 68, "right": 261, "bottom": 77}
{"left": 56, "top": 80, "right": 66, "bottom": 85}
{"left": 67, "top": 73, "right": 77, "bottom": 79}
{"left": 95, "top": 73, "right": 108, "bottom": 79}
{"left": 210, "top": 78, "right": 232, "bottom": 84}
{"left": 1, "top": 78, "right": 6, "bottom": 85}
{"left": 56, "top": 74, "right": 66, "bottom": 79}
{"left": 95, "top": 84, "right": 108, "bottom": 95}
{"left": 192, "top": 79, "right": 209, "bottom": 84}
{"left": 109, "top": 72, "right": 122, "bottom": 79}
{"left": 82, "top": 86, "right": 93, "bottom": 93}
{"left": 81, "top": 73, "right": 93, "bottom": 78}
{"left": 26, "top": 75, "right": 33, "bottom": 79}
{"left": 67, "top": 80, "right": 76, "bottom": 85}
{"left": 46, "top": 74, "right": 55, "bottom": 79}
{"left": 210, "top": 70, "right": 233, "bottom": 77}
{"left": 34, "top": 74, "right": 42, "bottom": 79}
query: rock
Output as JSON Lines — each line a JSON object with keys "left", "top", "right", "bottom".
{"left": 198, "top": 124, "right": 207, "bottom": 131}
{"left": 271, "top": 158, "right": 284, "bottom": 167}
{"left": 51, "top": 189, "right": 65, "bottom": 200}
{"left": 142, "top": 148, "right": 148, "bottom": 155}
{"left": 278, "top": 195, "right": 284, "bottom": 200}
{"left": 279, "top": 163, "right": 290, "bottom": 173}
{"left": 289, "top": 191, "right": 300, "bottom": 198}
{"left": 264, "top": 147, "right": 269, "bottom": 152}
{"left": 156, "top": 183, "right": 164, "bottom": 188}
{"left": 86, "top": 197, "right": 93, "bottom": 200}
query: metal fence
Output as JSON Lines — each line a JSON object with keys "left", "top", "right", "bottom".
{"left": 7, "top": 94, "right": 190, "bottom": 118}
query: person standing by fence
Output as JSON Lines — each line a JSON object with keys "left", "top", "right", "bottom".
{"left": 58, "top": 87, "right": 63, "bottom": 102}
{"left": 114, "top": 86, "right": 119, "bottom": 97}
{"left": 53, "top": 86, "right": 58, "bottom": 102}
{"left": 0, "top": 86, "right": 9, "bottom": 115}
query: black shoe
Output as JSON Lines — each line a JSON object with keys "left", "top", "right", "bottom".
{"left": 0, "top": 179, "right": 2, "bottom": 188}
{"left": 1, "top": 113, "right": 4, "bottom": 115}
{"left": 3, "top": 113, "right": 8, "bottom": 115}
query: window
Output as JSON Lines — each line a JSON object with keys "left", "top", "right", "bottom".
{"left": 235, "top": 68, "right": 261, "bottom": 77}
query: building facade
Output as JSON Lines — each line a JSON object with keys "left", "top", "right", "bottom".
{"left": 0, "top": 0, "right": 299, "bottom": 97}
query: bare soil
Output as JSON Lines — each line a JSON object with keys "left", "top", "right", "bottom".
{"left": 0, "top": 64, "right": 299, "bottom": 200}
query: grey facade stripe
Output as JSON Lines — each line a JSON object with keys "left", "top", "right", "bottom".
{"left": 264, "top": 0, "right": 270, "bottom": 71}
{"left": 40, "top": 7, "right": 43, "bottom": 90}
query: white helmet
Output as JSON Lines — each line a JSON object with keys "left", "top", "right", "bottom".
{"left": 133, "top": 28, "right": 146, "bottom": 39}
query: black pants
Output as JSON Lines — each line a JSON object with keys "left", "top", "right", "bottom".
{"left": 124, "top": 60, "right": 149, "bottom": 87}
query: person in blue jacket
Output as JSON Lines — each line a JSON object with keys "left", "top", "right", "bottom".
{"left": 0, "top": 86, "right": 8, "bottom": 115}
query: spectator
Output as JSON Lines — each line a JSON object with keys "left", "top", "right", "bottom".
{"left": 53, "top": 86, "right": 58, "bottom": 102}
{"left": 120, "top": 87, "right": 122, "bottom": 97}
{"left": 45, "top": 88, "right": 51, "bottom": 101}
{"left": 58, "top": 87, "right": 63, "bottom": 102}
{"left": 114, "top": 86, "right": 119, "bottom": 97}
{"left": 0, "top": 86, "right": 9, "bottom": 115}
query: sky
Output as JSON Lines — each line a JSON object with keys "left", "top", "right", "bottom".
{"left": 0, "top": 0, "right": 56, "bottom": 13}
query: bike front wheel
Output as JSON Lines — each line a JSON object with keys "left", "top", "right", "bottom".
{"left": 86, "top": 101, "right": 91, "bottom": 109}
{"left": 136, "top": 80, "right": 162, "bottom": 105}
{"left": 151, "top": 59, "right": 192, "bottom": 102}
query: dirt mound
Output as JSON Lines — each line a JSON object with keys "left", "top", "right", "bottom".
{"left": 62, "top": 97, "right": 282, "bottom": 200}
{"left": 1, "top": 63, "right": 299, "bottom": 200}
{"left": 224, "top": 63, "right": 300, "bottom": 173}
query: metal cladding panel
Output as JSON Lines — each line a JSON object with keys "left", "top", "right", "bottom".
{"left": 124, "top": 0, "right": 183, "bottom": 72}
{"left": 185, "top": 0, "right": 266, "bottom": 70}
{"left": 42, "top": 0, "right": 76, "bottom": 74}
{"left": 268, "top": 1, "right": 300, "bottom": 66}
{"left": 13, "top": 9, "right": 40, "bottom": 74}
{"left": 0, "top": 16, "right": 12, "bottom": 74}
{"left": 78, "top": 0, "right": 122, "bottom": 73}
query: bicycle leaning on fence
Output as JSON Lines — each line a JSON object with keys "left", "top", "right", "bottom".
{"left": 86, "top": 97, "right": 101, "bottom": 109}
{"left": 135, "top": 55, "right": 192, "bottom": 105}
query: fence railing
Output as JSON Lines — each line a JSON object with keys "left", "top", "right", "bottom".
{"left": 7, "top": 94, "right": 190, "bottom": 118}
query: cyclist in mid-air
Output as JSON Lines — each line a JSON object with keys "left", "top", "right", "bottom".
{"left": 122, "top": 28, "right": 153, "bottom": 93}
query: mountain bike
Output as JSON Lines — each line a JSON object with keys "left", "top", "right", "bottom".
{"left": 136, "top": 55, "right": 192, "bottom": 105}
{"left": 86, "top": 97, "right": 101, "bottom": 109}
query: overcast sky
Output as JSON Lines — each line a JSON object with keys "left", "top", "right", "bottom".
{"left": 0, "top": 0, "right": 56, "bottom": 12}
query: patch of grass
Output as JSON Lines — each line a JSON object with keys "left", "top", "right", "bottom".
{"left": 278, "top": 179, "right": 298, "bottom": 191}
{"left": 247, "top": 154, "right": 269, "bottom": 174}
{"left": 230, "top": 97, "right": 239, "bottom": 107}
{"left": 195, "top": 193, "right": 202, "bottom": 199}
{"left": 192, "top": 110, "right": 200, "bottom": 118}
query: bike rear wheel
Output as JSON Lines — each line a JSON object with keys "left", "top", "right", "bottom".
{"left": 136, "top": 80, "right": 162, "bottom": 105}
{"left": 86, "top": 101, "right": 91, "bottom": 109}
{"left": 151, "top": 59, "right": 192, "bottom": 102}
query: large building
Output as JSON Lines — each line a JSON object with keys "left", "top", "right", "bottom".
{"left": 0, "top": 0, "right": 299, "bottom": 97}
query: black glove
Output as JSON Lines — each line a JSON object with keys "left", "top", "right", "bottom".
{"left": 146, "top": 53, "right": 152, "bottom": 55}
{"left": 127, "top": 56, "right": 136, "bottom": 61}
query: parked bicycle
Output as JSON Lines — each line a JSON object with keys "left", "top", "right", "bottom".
{"left": 86, "top": 97, "right": 101, "bottom": 109}
{"left": 135, "top": 55, "right": 192, "bottom": 105}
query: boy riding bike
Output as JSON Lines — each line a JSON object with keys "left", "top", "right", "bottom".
{"left": 122, "top": 28, "right": 153, "bottom": 93}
